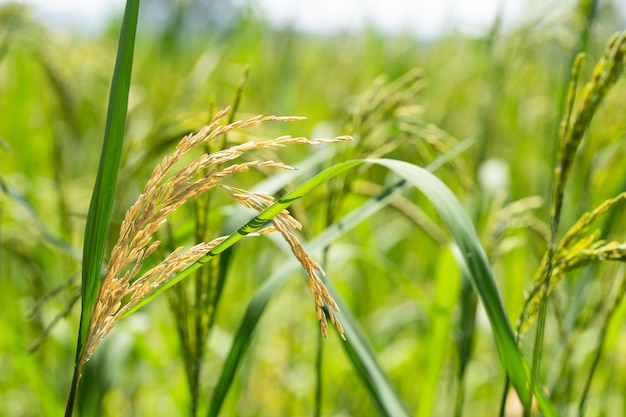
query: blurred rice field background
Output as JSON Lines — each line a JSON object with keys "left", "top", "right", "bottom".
{"left": 1, "top": 1, "right": 626, "bottom": 416}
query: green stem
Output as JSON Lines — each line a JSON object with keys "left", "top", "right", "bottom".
{"left": 527, "top": 1, "right": 599, "bottom": 410}
{"left": 314, "top": 327, "right": 324, "bottom": 417}
{"left": 64, "top": 361, "right": 82, "bottom": 417}
{"left": 498, "top": 378, "right": 510, "bottom": 417}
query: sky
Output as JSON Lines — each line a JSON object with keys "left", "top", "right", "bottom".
{"left": 5, "top": 0, "right": 539, "bottom": 38}
{"left": 252, "top": 0, "right": 527, "bottom": 37}
{"left": 6, "top": 0, "right": 626, "bottom": 38}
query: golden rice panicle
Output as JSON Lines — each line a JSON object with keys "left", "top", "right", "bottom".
{"left": 223, "top": 185, "right": 345, "bottom": 340}
{"left": 80, "top": 108, "right": 351, "bottom": 366}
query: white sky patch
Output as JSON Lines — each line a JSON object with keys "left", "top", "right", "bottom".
{"left": 4, "top": 0, "right": 624, "bottom": 38}
{"left": 254, "top": 0, "right": 527, "bottom": 37}
{"left": 16, "top": 0, "right": 125, "bottom": 33}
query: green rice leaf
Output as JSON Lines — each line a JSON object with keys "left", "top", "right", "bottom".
{"left": 206, "top": 176, "right": 412, "bottom": 417}
{"left": 77, "top": 0, "right": 139, "bottom": 353}
{"left": 247, "top": 156, "right": 554, "bottom": 415}
{"left": 65, "top": 1, "right": 139, "bottom": 416}
{"left": 205, "top": 140, "right": 474, "bottom": 417}
{"left": 120, "top": 138, "right": 556, "bottom": 415}
{"left": 368, "top": 158, "right": 556, "bottom": 416}
{"left": 329, "top": 280, "right": 412, "bottom": 417}
{"left": 417, "top": 245, "right": 461, "bottom": 417}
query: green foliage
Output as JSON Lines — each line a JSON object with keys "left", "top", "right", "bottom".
{"left": 1, "top": 1, "right": 626, "bottom": 416}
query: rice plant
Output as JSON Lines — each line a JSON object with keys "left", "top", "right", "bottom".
{"left": 66, "top": 104, "right": 351, "bottom": 413}
{"left": 2, "top": 1, "right": 626, "bottom": 416}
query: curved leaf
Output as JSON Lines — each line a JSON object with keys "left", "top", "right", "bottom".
{"left": 368, "top": 158, "right": 556, "bottom": 416}
{"left": 124, "top": 136, "right": 476, "bottom": 317}
{"left": 207, "top": 177, "right": 413, "bottom": 417}
{"left": 120, "top": 139, "right": 556, "bottom": 415}
{"left": 205, "top": 139, "right": 475, "bottom": 417}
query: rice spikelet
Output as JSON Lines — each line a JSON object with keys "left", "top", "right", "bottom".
{"left": 223, "top": 185, "right": 344, "bottom": 339}
{"left": 79, "top": 107, "right": 351, "bottom": 368}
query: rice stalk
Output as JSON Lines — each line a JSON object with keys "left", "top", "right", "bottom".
{"left": 166, "top": 69, "right": 250, "bottom": 417}
{"left": 513, "top": 29, "right": 626, "bottom": 415}
{"left": 76, "top": 107, "right": 350, "bottom": 379}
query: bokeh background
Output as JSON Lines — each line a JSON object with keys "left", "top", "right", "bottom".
{"left": 1, "top": 1, "right": 626, "bottom": 416}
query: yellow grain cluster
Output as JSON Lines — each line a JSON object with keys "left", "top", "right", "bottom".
{"left": 81, "top": 107, "right": 350, "bottom": 367}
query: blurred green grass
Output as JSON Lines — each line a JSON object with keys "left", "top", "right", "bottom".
{"left": 1, "top": 1, "right": 626, "bottom": 416}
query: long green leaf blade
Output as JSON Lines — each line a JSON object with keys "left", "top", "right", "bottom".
{"left": 367, "top": 158, "right": 557, "bottom": 416}
{"left": 78, "top": 0, "right": 139, "bottom": 350}
{"left": 118, "top": 138, "right": 555, "bottom": 414}
{"left": 65, "top": 1, "right": 139, "bottom": 416}
{"left": 124, "top": 154, "right": 556, "bottom": 415}
{"left": 205, "top": 140, "right": 474, "bottom": 417}
{"left": 206, "top": 177, "right": 412, "bottom": 417}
